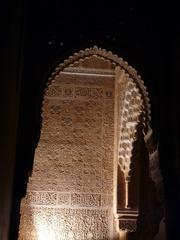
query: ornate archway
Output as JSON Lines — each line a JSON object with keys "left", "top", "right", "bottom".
{"left": 18, "top": 46, "right": 163, "bottom": 240}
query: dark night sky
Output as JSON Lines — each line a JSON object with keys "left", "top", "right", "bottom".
{"left": 1, "top": 1, "right": 180, "bottom": 239}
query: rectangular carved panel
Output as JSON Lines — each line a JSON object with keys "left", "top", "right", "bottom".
{"left": 19, "top": 72, "right": 115, "bottom": 240}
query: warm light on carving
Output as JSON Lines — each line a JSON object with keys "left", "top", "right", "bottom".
{"left": 33, "top": 212, "right": 58, "bottom": 240}
{"left": 18, "top": 47, "right": 162, "bottom": 240}
{"left": 37, "top": 228, "right": 55, "bottom": 240}
{"left": 119, "top": 230, "right": 127, "bottom": 240}
{"left": 125, "top": 179, "right": 129, "bottom": 209}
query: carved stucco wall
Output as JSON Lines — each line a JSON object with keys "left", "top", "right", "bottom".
{"left": 18, "top": 47, "right": 163, "bottom": 240}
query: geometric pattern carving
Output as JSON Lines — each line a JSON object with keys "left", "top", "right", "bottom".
{"left": 116, "top": 209, "right": 139, "bottom": 232}
{"left": 19, "top": 206, "right": 110, "bottom": 240}
{"left": 117, "top": 78, "right": 144, "bottom": 178}
{"left": 19, "top": 65, "right": 115, "bottom": 239}
{"left": 22, "top": 191, "right": 113, "bottom": 208}
{"left": 18, "top": 46, "right": 163, "bottom": 239}
{"left": 118, "top": 219, "right": 137, "bottom": 232}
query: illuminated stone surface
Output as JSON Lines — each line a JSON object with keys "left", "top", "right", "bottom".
{"left": 18, "top": 47, "right": 163, "bottom": 240}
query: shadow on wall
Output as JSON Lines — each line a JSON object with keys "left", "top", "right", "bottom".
{"left": 153, "top": 219, "right": 166, "bottom": 240}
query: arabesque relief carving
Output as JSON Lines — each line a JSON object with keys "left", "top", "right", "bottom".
{"left": 18, "top": 46, "right": 163, "bottom": 240}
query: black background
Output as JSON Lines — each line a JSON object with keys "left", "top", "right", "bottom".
{"left": 1, "top": 1, "right": 180, "bottom": 239}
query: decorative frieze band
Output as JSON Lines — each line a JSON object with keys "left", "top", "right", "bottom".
{"left": 116, "top": 209, "right": 139, "bottom": 232}
{"left": 24, "top": 191, "right": 112, "bottom": 208}
{"left": 46, "top": 85, "right": 114, "bottom": 100}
